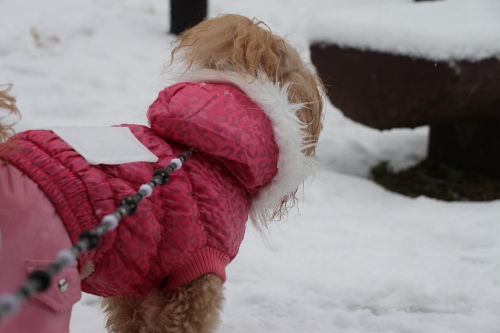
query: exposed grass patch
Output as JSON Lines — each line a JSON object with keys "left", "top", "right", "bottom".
{"left": 371, "top": 159, "right": 500, "bottom": 201}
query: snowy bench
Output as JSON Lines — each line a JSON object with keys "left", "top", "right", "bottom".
{"left": 309, "top": 0, "right": 500, "bottom": 177}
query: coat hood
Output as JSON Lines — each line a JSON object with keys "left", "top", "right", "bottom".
{"left": 151, "top": 70, "right": 316, "bottom": 228}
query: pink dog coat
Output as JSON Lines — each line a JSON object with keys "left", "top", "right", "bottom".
{"left": 1, "top": 80, "right": 278, "bottom": 298}
{"left": 0, "top": 70, "right": 314, "bottom": 332}
{"left": 0, "top": 70, "right": 314, "bottom": 333}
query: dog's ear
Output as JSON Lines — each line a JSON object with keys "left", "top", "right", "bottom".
{"left": 143, "top": 273, "right": 224, "bottom": 333}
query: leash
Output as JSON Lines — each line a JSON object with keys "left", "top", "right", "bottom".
{"left": 0, "top": 148, "right": 194, "bottom": 323}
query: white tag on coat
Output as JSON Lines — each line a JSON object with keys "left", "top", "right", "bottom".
{"left": 49, "top": 126, "right": 158, "bottom": 165}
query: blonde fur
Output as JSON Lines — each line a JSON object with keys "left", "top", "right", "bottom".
{"left": 169, "top": 14, "right": 325, "bottom": 222}
{"left": 0, "top": 84, "right": 20, "bottom": 144}
{"left": 102, "top": 274, "right": 224, "bottom": 333}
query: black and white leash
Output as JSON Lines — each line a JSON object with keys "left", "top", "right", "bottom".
{"left": 0, "top": 148, "right": 194, "bottom": 323}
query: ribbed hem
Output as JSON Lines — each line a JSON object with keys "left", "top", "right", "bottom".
{"left": 165, "top": 246, "right": 230, "bottom": 291}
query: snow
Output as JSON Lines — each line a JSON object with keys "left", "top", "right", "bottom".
{"left": 308, "top": 0, "right": 500, "bottom": 61}
{"left": 1, "top": 0, "right": 500, "bottom": 332}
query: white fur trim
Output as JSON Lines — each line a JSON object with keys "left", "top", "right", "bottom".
{"left": 176, "top": 69, "right": 317, "bottom": 229}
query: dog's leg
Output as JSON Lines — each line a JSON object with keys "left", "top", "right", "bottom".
{"left": 102, "top": 295, "right": 147, "bottom": 333}
{"left": 144, "top": 273, "right": 224, "bottom": 333}
{"left": 103, "top": 273, "right": 224, "bottom": 333}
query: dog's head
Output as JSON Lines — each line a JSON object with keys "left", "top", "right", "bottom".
{"left": 168, "top": 14, "right": 325, "bottom": 222}
{"left": 170, "top": 15, "right": 324, "bottom": 153}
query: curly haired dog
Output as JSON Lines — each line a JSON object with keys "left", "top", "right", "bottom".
{"left": 0, "top": 84, "right": 19, "bottom": 270}
{"left": 0, "top": 14, "right": 324, "bottom": 333}
{"left": 101, "top": 15, "right": 324, "bottom": 332}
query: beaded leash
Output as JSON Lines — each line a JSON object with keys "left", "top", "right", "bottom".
{"left": 0, "top": 148, "right": 194, "bottom": 323}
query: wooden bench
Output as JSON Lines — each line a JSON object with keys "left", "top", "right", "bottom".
{"left": 309, "top": 1, "right": 500, "bottom": 177}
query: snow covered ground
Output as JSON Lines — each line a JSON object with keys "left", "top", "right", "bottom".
{"left": 2, "top": 0, "right": 500, "bottom": 332}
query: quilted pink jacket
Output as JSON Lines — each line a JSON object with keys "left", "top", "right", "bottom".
{"left": 0, "top": 70, "right": 312, "bottom": 298}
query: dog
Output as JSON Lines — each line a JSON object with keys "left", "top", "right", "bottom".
{"left": 0, "top": 84, "right": 17, "bottom": 251}
{"left": 101, "top": 15, "right": 324, "bottom": 333}
{"left": 0, "top": 83, "right": 19, "bottom": 253}
{"left": 0, "top": 15, "right": 324, "bottom": 333}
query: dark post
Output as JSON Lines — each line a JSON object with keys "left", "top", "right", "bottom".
{"left": 169, "top": 0, "right": 208, "bottom": 35}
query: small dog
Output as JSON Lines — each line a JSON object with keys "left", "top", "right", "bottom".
{"left": 0, "top": 84, "right": 19, "bottom": 254}
{"left": 0, "top": 15, "right": 324, "bottom": 333}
